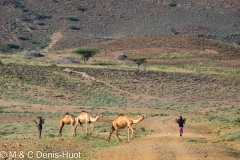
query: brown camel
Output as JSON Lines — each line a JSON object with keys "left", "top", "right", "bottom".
{"left": 109, "top": 114, "right": 147, "bottom": 142}
{"left": 75, "top": 111, "right": 103, "bottom": 135}
{"left": 59, "top": 113, "right": 77, "bottom": 137}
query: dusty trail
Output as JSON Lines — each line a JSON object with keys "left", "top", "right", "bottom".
{"left": 94, "top": 116, "right": 238, "bottom": 160}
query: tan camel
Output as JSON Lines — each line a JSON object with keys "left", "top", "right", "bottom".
{"left": 109, "top": 114, "right": 147, "bottom": 142}
{"left": 59, "top": 113, "right": 77, "bottom": 137}
{"left": 75, "top": 111, "right": 103, "bottom": 135}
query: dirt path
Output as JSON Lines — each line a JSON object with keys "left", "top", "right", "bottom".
{"left": 44, "top": 31, "right": 63, "bottom": 51}
{"left": 94, "top": 116, "right": 238, "bottom": 160}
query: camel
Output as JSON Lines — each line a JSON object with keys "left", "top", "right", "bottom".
{"left": 109, "top": 114, "right": 147, "bottom": 142}
{"left": 75, "top": 111, "right": 103, "bottom": 135}
{"left": 58, "top": 113, "right": 77, "bottom": 137}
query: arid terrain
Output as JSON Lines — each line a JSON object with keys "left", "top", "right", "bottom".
{"left": 0, "top": 0, "right": 240, "bottom": 159}
{"left": 1, "top": 0, "right": 240, "bottom": 52}
{"left": 0, "top": 35, "right": 240, "bottom": 159}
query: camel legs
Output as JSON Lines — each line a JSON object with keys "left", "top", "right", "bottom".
{"left": 115, "top": 128, "right": 121, "bottom": 141}
{"left": 85, "top": 122, "right": 88, "bottom": 135}
{"left": 127, "top": 128, "right": 130, "bottom": 141}
{"left": 89, "top": 123, "right": 94, "bottom": 135}
{"left": 59, "top": 123, "right": 64, "bottom": 137}
{"left": 109, "top": 125, "right": 121, "bottom": 142}
{"left": 71, "top": 123, "right": 76, "bottom": 136}
{"left": 127, "top": 125, "right": 134, "bottom": 141}
{"left": 79, "top": 123, "right": 86, "bottom": 135}
{"left": 108, "top": 126, "right": 114, "bottom": 141}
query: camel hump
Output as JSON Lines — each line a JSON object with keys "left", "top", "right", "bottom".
{"left": 81, "top": 111, "right": 86, "bottom": 113}
{"left": 118, "top": 114, "right": 124, "bottom": 117}
{"left": 65, "top": 112, "right": 70, "bottom": 115}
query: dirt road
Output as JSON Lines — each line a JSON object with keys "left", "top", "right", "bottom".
{"left": 94, "top": 116, "right": 239, "bottom": 160}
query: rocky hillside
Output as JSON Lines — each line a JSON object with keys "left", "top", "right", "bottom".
{"left": 0, "top": 0, "right": 240, "bottom": 52}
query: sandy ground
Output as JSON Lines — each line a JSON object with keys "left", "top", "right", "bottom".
{"left": 94, "top": 116, "right": 240, "bottom": 160}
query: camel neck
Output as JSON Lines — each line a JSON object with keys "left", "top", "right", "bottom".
{"left": 90, "top": 116, "right": 99, "bottom": 122}
{"left": 132, "top": 117, "right": 143, "bottom": 124}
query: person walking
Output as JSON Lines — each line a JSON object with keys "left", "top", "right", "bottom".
{"left": 176, "top": 116, "right": 186, "bottom": 136}
{"left": 34, "top": 117, "right": 45, "bottom": 138}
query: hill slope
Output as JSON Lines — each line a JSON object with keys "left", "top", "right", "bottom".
{"left": 0, "top": 0, "right": 240, "bottom": 52}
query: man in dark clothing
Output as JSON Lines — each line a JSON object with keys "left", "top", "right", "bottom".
{"left": 176, "top": 116, "right": 186, "bottom": 136}
{"left": 34, "top": 117, "right": 45, "bottom": 138}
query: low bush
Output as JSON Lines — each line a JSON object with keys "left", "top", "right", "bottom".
{"left": 169, "top": 2, "right": 177, "bottom": 7}
{"left": 140, "top": 126, "right": 146, "bottom": 131}
{"left": 12, "top": 0, "right": 24, "bottom": 9}
{"left": 36, "top": 22, "right": 45, "bottom": 26}
{"left": 73, "top": 3, "right": 87, "bottom": 11}
{"left": 66, "top": 16, "right": 79, "bottom": 21}
{"left": 236, "top": 40, "right": 240, "bottom": 46}
{"left": 68, "top": 25, "right": 80, "bottom": 30}
{"left": 18, "top": 35, "right": 30, "bottom": 40}
{"left": 4, "top": 43, "right": 20, "bottom": 49}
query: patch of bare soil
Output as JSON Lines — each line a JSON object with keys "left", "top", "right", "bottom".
{"left": 94, "top": 116, "right": 240, "bottom": 160}
{"left": 44, "top": 31, "right": 64, "bottom": 51}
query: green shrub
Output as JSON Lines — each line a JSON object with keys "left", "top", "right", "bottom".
{"left": 72, "top": 48, "right": 99, "bottom": 63}
{"left": 235, "top": 118, "right": 240, "bottom": 123}
{"left": 48, "top": 134, "right": 55, "bottom": 138}
{"left": 66, "top": 16, "right": 79, "bottom": 21}
{"left": 196, "top": 33, "right": 204, "bottom": 37}
{"left": 169, "top": 2, "right": 177, "bottom": 7}
{"left": 29, "top": 25, "right": 37, "bottom": 30}
{"left": 37, "top": 38, "right": 51, "bottom": 49}
{"left": 73, "top": 3, "right": 87, "bottom": 11}
{"left": 68, "top": 25, "right": 80, "bottom": 30}
{"left": 18, "top": 35, "right": 30, "bottom": 40}
{"left": 236, "top": 40, "right": 240, "bottom": 46}
{"left": 188, "top": 139, "right": 198, "bottom": 143}
{"left": 34, "top": 11, "right": 49, "bottom": 20}
{"left": 36, "top": 22, "right": 45, "bottom": 26}
{"left": 140, "top": 126, "right": 146, "bottom": 131}
{"left": 4, "top": 43, "right": 20, "bottom": 49}
{"left": 12, "top": 0, "right": 24, "bottom": 9}
{"left": 100, "top": 128, "right": 107, "bottom": 132}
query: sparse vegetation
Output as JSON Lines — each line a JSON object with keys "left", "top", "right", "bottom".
{"left": 236, "top": 40, "right": 240, "bottom": 46}
{"left": 65, "top": 16, "right": 79, "bottom": 21}
{"left": 37, "top": 38, "right": 51, "bottom": 49}
{"left": 12, "top": 0, "right": 24, "bottom": 9}
{"left": 196, "top": 33, "right": 204, "bottom": 37}
{"left": 128, "top": 58, "right": 147, "bottom": 71}
{"left": 36, "top": 22, "right": 45, "bottom": 26}
{"left": 73, "top": 2, "right": 87, "bottom": 11}
{"left": 17, "top": 35, "right": 30, "bottom": 40}
{"left": 0, "top": 1, "right": 240, "bottom": 157}
{"left": 72, "top": 48, "right": 99, "bottom": 63}
{"left": 188, "top": 139, "right": 198, "bottom": 143}
{"left": 4, "top": 42, "right": 20, "bottom": 49}
{"left": 68, "top": 25, "right": 80, "bottom": 30}
{"left": 154, "top": 53, "right": 190, "bottom": 60}
{"left": 168, "top": 2, "right": 177, "bottom": 7}
{"left": 140, "top": 126, "right": 146, "bottom": 131}
{"left": 34, "top": 11, "right": 49, "bottom": 20}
